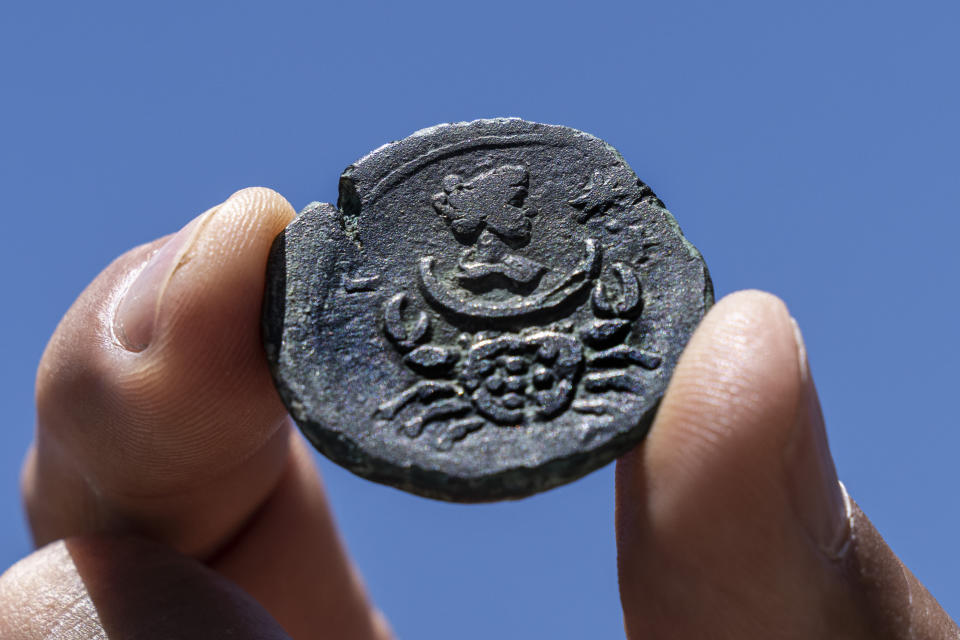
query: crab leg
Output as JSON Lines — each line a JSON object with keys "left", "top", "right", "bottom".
{"left": 583, "top": 370, "right": 645, "bottom": 395}
{"left": 399, "top": 398, "right": 472, "bottom": 438}
{"left": 374, "top": 380, "right": 463, "bottom": 420}
{"left": 586, "top": 345, "right": 661, "bottom": 370}
{"left": 435, "top": 417, "right": 487, "bottom": 451}
{"left": 572, "top": 399, "right": 617, "bottom": 415}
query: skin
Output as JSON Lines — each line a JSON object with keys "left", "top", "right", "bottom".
{"left": 0, "top": 187, "right": 956, "bottom": 638}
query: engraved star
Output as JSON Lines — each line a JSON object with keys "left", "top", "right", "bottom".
{"left": 568, "top": 165, "right": 635, "bottom": 222}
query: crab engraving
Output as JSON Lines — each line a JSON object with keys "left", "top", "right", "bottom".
{"left": 373, "top": 164, "right": 663, "bottom": 450}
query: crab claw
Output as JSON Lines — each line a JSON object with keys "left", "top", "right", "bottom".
{"left": 404, "top": 345, "right": 458, "bottom": 373}
{"left": 592, "top": 262, "right": 640, "bottom": 318}
{"left": 384, "top": 292, "right": 430, "bottom": 349}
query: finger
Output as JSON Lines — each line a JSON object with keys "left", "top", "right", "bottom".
{"left": 26, "top": 188, "right": 390, "bottom": 639}
{"left": 30, "top": 187, "right": 295, "bottom": 555}
{"left": 0, "top": 536, "right": 291, "bottom": 639}
{"left": 211, "top": 436, "right": 392, "bottom": 640}
{"left": 616, "top": 290, "right": 957, "bottom": 638}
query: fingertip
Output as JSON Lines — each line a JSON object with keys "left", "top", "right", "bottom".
{"left": 111, "top": 187, "right": 295, "bottom": 356}
{"left": 617, "top": 289, "right": 799, "bottom": 500}
{"left": 616, "top": 288, "right": 803, "bottom": 582}
{"left": 616, "top": 289, "right": 844, "bottom": 635}
{"left": 107, "top": 187, "right": 300, "bottom": 539}
{"left": 32, "top": 187, "right": 301, "bottom": 553}
{"left": 136, "top": 186, "right": 294, "bottom": 376}
{"left": 694, "top": 289, "right": 794, "bottom": 353}
{"left": 644, "top": 289, "right": 800, "bottom": 493}
{"left": 191, "top": 187, "right": 296, "bottom": 261}
{"left": 117, "top": 184, "right": 293, "bottom": 399}
{"left": 618, "top": 290, "right": 952, "bottom": 636}
{"left": 617, "top": 287, "right": 801, "bottom": 542}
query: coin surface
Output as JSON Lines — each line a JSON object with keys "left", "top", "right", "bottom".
{"left": 263, "top": 119, "right": 712, "bottom": 501}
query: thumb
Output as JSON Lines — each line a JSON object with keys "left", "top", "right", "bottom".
{"left": 27, "top": 188, "right": 390, "bottom": 638}
{"left": 29, "top": 187, "right": 296, "bottom": 556}
{"left": 616, "top": 290, "right": 957, "bottom": 639}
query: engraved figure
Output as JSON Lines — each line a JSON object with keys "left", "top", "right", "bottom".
{"left": 375, "top": 305, "right": 587, "bottom": 450}
{"left": 421, "top": 166, "right": 600, "bottom": 319}
{"left": 264, "top": 119, "right": 714, "bottom": 500}
{"left": 432, "top": 165, "right": 544, "bottom": 289}
{"left": 568, "top": 164, "right": 649, "bottom": 223}
{"left": 375, "top": 164, "right": 662, "bottom": 450}
{"left": 460, "top": 331, "right": 582, "bottom": 424}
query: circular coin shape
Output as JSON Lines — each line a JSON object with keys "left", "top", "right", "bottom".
{"left": 263, "top": 119, "right": 713, "bottom": 501}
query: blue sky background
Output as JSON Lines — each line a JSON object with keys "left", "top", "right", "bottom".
{"left": 2, "top": 1, "right": 958, "bottom": 637}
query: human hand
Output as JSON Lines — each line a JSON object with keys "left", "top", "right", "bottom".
{"left": 1, "top": 188, "right": 955, "bottom": 638}
{"left": 615, "top": 291, "right": 958, "bottom": 638}
{"left": 1, "top": 189, "right": 390, "bottom": 639}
